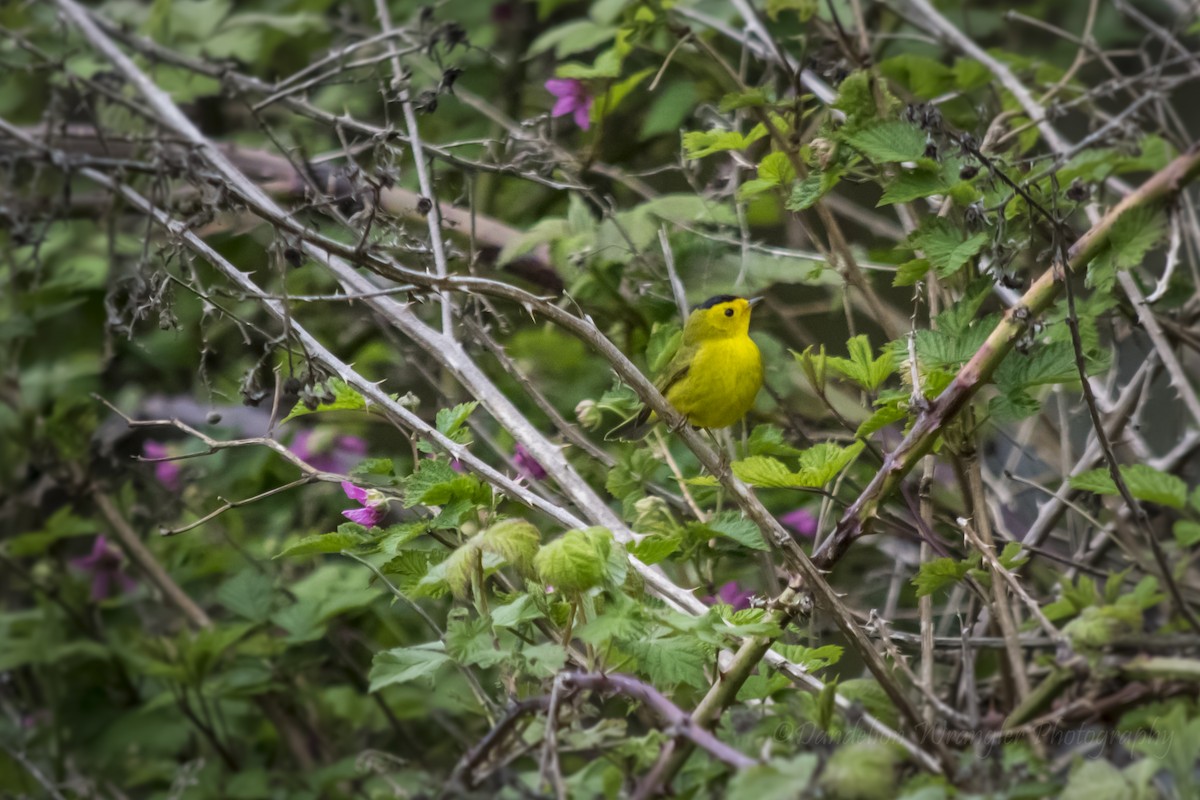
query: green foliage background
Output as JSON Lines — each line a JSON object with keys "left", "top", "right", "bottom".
{"left": 3, "top": 0, "right": 1200, "bottom": 798}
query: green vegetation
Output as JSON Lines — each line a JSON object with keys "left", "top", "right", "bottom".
{"left": 3, "top": 1, "right": 1200, "bottom": 798}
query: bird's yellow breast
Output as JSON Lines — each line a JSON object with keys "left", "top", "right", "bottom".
{"left": 665, "top": 335, "right": 763, "bottom": 429}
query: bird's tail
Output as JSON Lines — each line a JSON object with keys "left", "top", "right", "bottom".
{"left": 605, "top": 408, "right": 655, "bottom": 441}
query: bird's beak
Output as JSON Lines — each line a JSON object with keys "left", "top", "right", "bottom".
{"left": 748, "top": 296, "right": 764, "bottom": 309}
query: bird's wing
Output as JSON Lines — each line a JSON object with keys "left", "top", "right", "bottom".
{"left": 605, "top": 346, "right": 693, "bottom": 441}
{"left": 653, "top": 345, "right": 693, "bottom": 399}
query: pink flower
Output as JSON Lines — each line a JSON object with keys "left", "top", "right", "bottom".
{"left": 341, "top": 481, "right": 387, "bottom": 527}
{"left": 703, "top": 581, "right": 754, "bottom": 611}
{"left": 69, "top": 536, "right": 137, "bottom": 601}
{"left": 545, "top": 78, "right": 592, "bottom": 130}
{"left": 513, "top": 443, "right": 547, "bottom": 481}
{"left": 291, "top": 429, "right": 368, "bottom": 474}
{"left": 780, "top": 508, "right": 817, "bottom": 537}
{"left": 143, "top": 440, "right": 181, "bottom": 490}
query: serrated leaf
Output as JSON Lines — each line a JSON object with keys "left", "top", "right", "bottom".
{"left": 629, "top": 534, "right": 680, "bottom": 565}
{"left": 369, "top": 643, "right": 450, "bottom": 690}
{"left": 825, "top": 335, "right": 895, "bottom": 392}
{"left": 445, "top": 612, "right": 508, "bottom": 668}
{"left": 520, "top": 642, "right": 567, "bottom": 678}
{"left": 490, "top": 595, "right": 543, "bottom": 628}
{"left": 534, "top": 528, "right": 608, "bottom": 593}
{"left": 479, "top": 518, "right": 541, "bottom": 577}
{"left": 774, "top": 643, "right": 844, "bottom": 671}
{"left": 730, "top": 456, "right": 796, "bottom": 487}
{"left": 748, "top": 424, "right": 807, "bottom": 458}
{"left": 682, "top": 123, "right": 768, "bottom": 159}
{"left": 630, "top": 635, "right": 708, "bottom": 689}
{"left": 911, "top": 218, "right": 988, "bottom": 277}
{"left": 893, "top": 258, "right": 931, "bottom": 287}
{"left": 435, "top": 401, "right": 478, "bottom": 442}
{"left": 277, "top": 522, "right": 369, "bottom": 558}
{"left": 795, "top": 441, "right": 866, "bottom": 486}
{"left": 281, "top": 379, "right": 403, "bottom": 423}
{"left": 1070, "top": 464, "right": 1187, "bottom": 509}
{"left": 913, "top": 556, "right": 975, "bottom": 597}
{"left": 692, "top": 510, "right": 769, "bottom": 551}
{"left": 856, "top": 403, "right": 907, "bottom": 438}
{"left": 844, "top": 121, "right": 928, "bottom": 163}
{"left": 442, "top": 542, "right": 481, "bottom": 601}
{"left": 879, "top": 164, "right": 948, "bottom": 206}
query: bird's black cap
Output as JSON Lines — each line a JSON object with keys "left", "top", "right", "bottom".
{"left": 692, "top": 294, "right": 741, "bottom": 310}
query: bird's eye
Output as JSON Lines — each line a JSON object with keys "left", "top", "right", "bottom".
{"left": 724, "top": 308, "right": 734, "bottom": 317}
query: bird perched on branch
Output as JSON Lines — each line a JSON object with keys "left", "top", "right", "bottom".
{"left": 608, "top": 295, "right": 764, "bottom": 440}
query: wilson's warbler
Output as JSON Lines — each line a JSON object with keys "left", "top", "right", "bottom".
{"left": 608, "top": 295, "right": 764, "bottom": 440}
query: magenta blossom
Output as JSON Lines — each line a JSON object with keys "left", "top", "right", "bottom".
{"left": 545, "top": 78, "right": 592, "bottom": 130}
{"left": 291, "top": 429, "right": 368, "bottom": 474}
{"left": 69, "top": 536, "right": 137, "bottom": 601}
{"left": 341, "top": 482, "right": 387, "bottom": 527}
{"left": 780, "top": 508, "right": 818, "bottom": 537}
{"left": 143, "top": 440, "right": 181, "bottom": 490}
{"left": 703, "top": 581, "right": 754, "bottom": 611}
{"left": 513, "top": 443, "right": 547, "bottom": 481}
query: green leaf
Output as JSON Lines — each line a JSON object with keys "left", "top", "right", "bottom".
{"left": 527, "top": 19, "right": 615, "bottom": 58}
{"left": 576, "top": 594, "right": 646, "bottom": 646}
{"left": 534, "top": 528, "right": 609, "bottom": 592}
{"left": 368, "top": 643, "right": 450, "bottom": 690}
{"left": 629, "top": 534, "right": 680, "bottom": 565}
{"left": 281, "top": 378, "right": 400, "bottom": 423}
{"left": 497, "top": 218, "right": 570, "bottom": 265}
{"left": 1070, "top": 464, "right": 1187, "bottom": 509}
{"left": 404, "top": 459, "right": 489, "bottom": 509}
{"left": 479, "top": 518, "right": 541, "bottom": 576}
{"left": 277, "top": 522, "right": 369, "bottom": 558}
{"left": 911, "top": 218, "right": 989, "bottom": 277}
{"left": 445, "top": 611, "right": 508, "bottom": 668}
{"left": 913, "top": 555, "right": 977, "bottom": 597}
{"left": 519, "top": 642, "right": 567, "bottom": 678}
{"left": 1065, "top": 758, "right": 1137, "bottom": 800}
{"left": 1175, "top": 521, "right": 1200, "bottom": 548}
{"left": 878, "top": 54, "right": 955, "bottom": 99}
{"left": 819, "top": 741, "right": 899, "bottom": 800}
{"left": 758, "top": 151, "right": 797, "bottom": 186}
{"left": 1087, "top": 205, "right": 1167, "bottom": 292}
{"left": 879, "top": 165, "right": 948, "bottom": 206}
{"left": 730, "top": 455, "right": 796, "bottom": 487}
{"left": 726, "top": 754, "right": 818, "bottom": 800}
{"left": 995, "top": 342, "right": 1081, "bottom": 392}
{"left": 825, "top": 335, "right": 895, "bottom": 392}
{"left": 490, "top": 595, "right": 544, "bottom": 628}
{"left": 692, "top": 510, "right": 769, "bottom": 551}
{"left": 630, "top": 635, "right": 708, "bottom": 688}
{"left": 774, "top": 643, "right": 844, "bottom": 671}
{"left": 844, "top": 120, "right": 928, "bottom": 163}
{"left": 785, "top": 169, "right": 842, "bottom": 211}
{"left": 682, "top": 123, "right": 768, "bottom": 159}
{"left": 217, "top": 569, "right": 274, "bottom": 622}
{"left": 794, "top": 441, "right": 866, "bottom": 486}
{"left": 748, "top": 424, "right": 807, "bottom": 458}
{"left": 893, "top": 258, "right": 931, "bottom": 287}
{"left": 856, "top": 402, "right": 907, "bottom": 438}
{"left": 435, "top": 401, "right": 478, "bottom": 442}
{"left": 442, "top": 541, "right": 481, "bottom": 600}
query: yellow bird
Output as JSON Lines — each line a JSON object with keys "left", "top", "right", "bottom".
{"left": 608, "top": 295, "right": 764, "bottom": 440}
